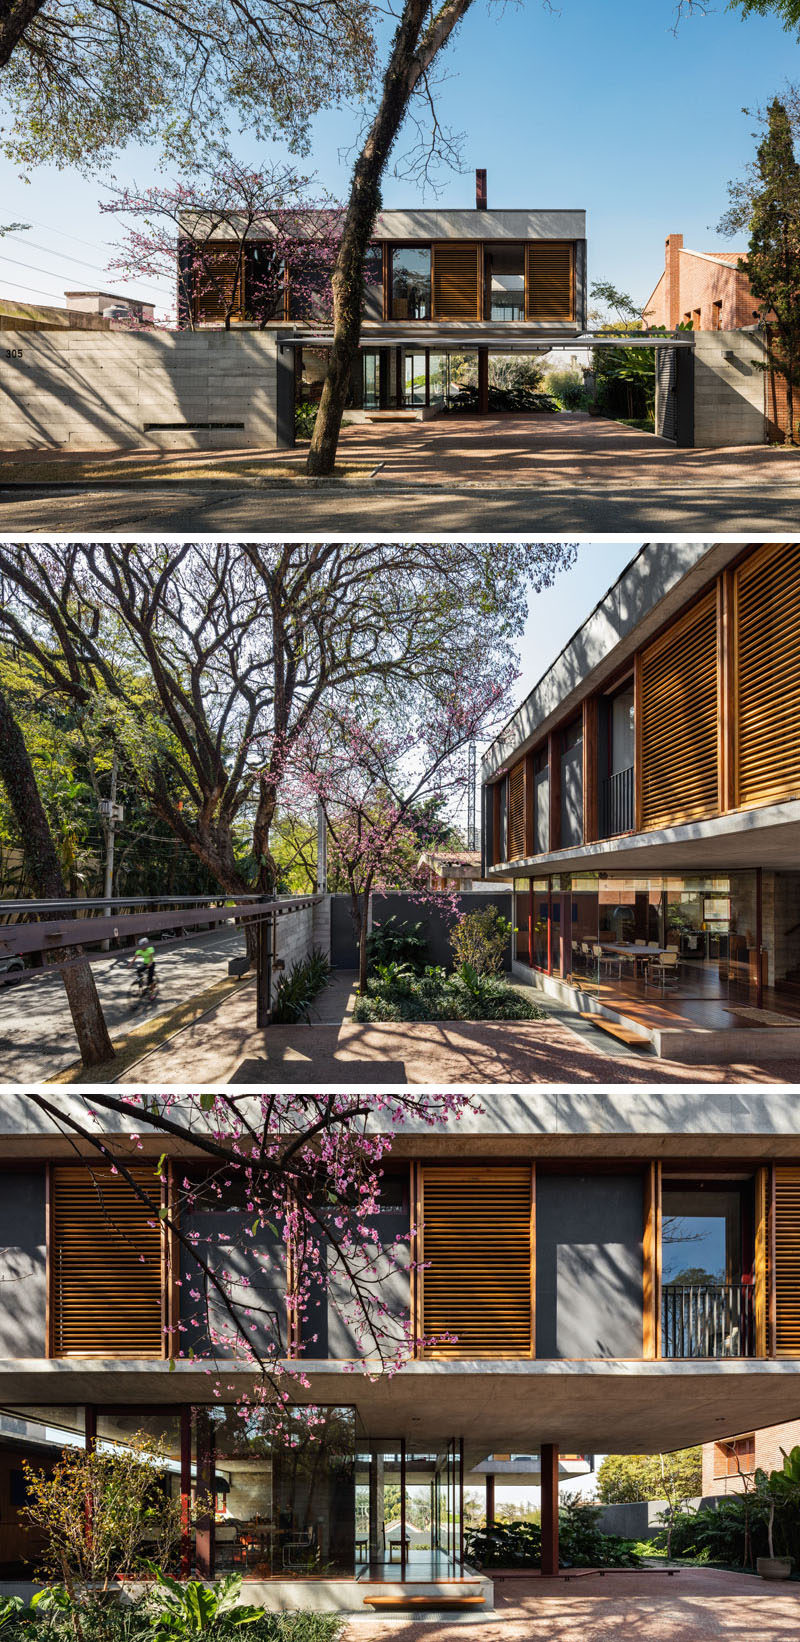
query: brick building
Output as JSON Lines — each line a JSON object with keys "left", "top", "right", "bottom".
{"left": 702, "top": 1420, "right": 800, "bottom": 1496}
{"left": 645, "top": 234, "right": 756, "bottom": 332}
{"left": 646, "top": 233, "right": 793, "bottom": 441}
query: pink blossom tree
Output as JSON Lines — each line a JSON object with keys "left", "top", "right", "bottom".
{"left": 102, "top": 152, "right": 343, "bottom": 330}
{"left": 23, "top": 1088, "right": 476, "bottom": 1424}
{"left": 272, "top": 660, "right": 516, "bottom": 993}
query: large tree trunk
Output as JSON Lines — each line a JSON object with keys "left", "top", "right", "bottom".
{"left": 307, "top": 0, "right": 473, "bottom": 475}
{"left": 0, "top": 686, "right": 114, "bottom": 1067}
{"left": 0, "top": 0, "right": 46, "bottom": 68}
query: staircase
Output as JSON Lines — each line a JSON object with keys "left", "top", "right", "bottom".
{"left": 361, "top": 1578, "right": 489, "bottom": 1613}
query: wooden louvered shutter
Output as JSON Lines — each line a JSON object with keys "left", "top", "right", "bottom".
{"left": 526, "top": 243, "right": 574, "bottom": 321}
{"left": 508, "top": 761, "right": 526, "bottom": 861}
{"left": 432, "top": 243, "right": 480, "bottom": 320}
{"left": 638, "top": 592, "right": 719, "bottom": 829}
{"left": 735, "top": 543, "right": 800, "bottom": 808}
{"left": 643, "top": 1162, "right": 661, "bottom": 1360}
{"left": 51, "top": 1166, "right": 164, "bottom": 1357}
{"left": 195, "top": 245, "right": 243, "bottom": 323}
{"left": 774, "top": 1166, "right": 800, "bottom": 1358}
{"left": 421, "top": 1166, "right": 533, "bottom": 1357}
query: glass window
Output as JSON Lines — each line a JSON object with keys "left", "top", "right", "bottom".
{"left": 404, "top": 353, "right": 427, "bottom": 407}
{"left": 661, "top": 1189, "right": 742, "bottom": 1285}
{"left": 363, "top": 352, "right": 380, "bottom": 409}
{"left": 363, "top": 243, "right": 383, "bottom": 320}
{"left": 610, "top": 688, "right": 634, "bottom": 775}
{"left": 484, "top": 244, "right": 525, "bottom": 321}
{"left": 391, "top": 247, "right": 431, "bottom": 319}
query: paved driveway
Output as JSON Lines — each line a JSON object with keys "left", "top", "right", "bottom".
{"left": 2, "top": 414, "right": 799, "bottom": 531}
{"left": 349, "top": 1567, "right": 800, "bottom": 1641}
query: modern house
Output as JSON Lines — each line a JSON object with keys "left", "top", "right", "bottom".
{"left": 417, "top": 849, "right": 497, "bottom": 892}
{"left": 178, "top": 171, "right": 587, "bottom": 415}
{"left": 1, "top": 1089, "right": 800, "bottom": 1610}
{"left": 481, "top": 541, "right": 800, "bottom": 1060}
{"left": 702, "top": 1418, "right": 800, "bottom": 1496}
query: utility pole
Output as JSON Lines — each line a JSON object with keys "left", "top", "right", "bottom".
{"left": 99, "top": 752, "right": 123, "bottom": 950}
{"left": 316, "top": 799, "right": 328, "bottom": 893}
{"left": 467, "top": 742, "right": 477, "bottom": 851}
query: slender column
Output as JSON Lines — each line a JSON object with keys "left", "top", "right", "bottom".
{"left": 195, "top": 1411, "right": 215, "bottom": 1579}
{"left": 485, "top": 1472, "right": 495, "bottom": 1528}
{"left": 478, "top": 347, "right": 489, "bottom": 415}
{"left": 540, "top": 1444, "right": 559, "bottom": 1577}
{"left": 756, "top": 867, "right": 764, "bottom": 1010}
{"left": 180, "top": 1407, "right": 193, "bottom": 1576}
{"left": 400, "top": 1439, "right": 407, "bottom": 1576}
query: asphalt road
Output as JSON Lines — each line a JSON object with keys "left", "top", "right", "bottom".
{"left": 0, "top": 926, "right": 245, "bottom": 1082}
{"left": 2, "top": 477, "right": 800, "bottom": 532}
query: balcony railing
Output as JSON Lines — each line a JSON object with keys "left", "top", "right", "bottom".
{"left": 599, "top": 765, "right": 634, "bottom": 837}
{"left": 661, "top": 1282, "right": 756, "bottom": 1359}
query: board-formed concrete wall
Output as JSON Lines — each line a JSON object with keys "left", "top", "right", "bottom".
{"left": 692, "top": 330, "right": 767, "bottom": 448}
{"left": 0, "top": 328, "right": 293, "bottom": 449}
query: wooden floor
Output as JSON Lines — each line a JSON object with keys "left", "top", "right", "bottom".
{"left": 567, "top": 961, "right": 800, "bottom": 1034}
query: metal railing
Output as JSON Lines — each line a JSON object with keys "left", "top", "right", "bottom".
{"left": 661, "top": 1282, "right": 756, "bottom": 1359}
{"left": 599, "top": 766, "right": 634, "bottom": 837}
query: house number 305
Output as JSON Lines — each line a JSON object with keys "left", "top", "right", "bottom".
{"left": 4, "top": 348, "right": 23, "bottom": 359}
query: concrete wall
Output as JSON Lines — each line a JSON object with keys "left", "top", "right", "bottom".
{"left": 595, "top": 1498, "right": 703, "bottom": 1539}
{"left": 535, "top": 1174, "right": 643, "bottom": 1359}
{"left": 0, "top": 329, "right": 293, "bottom": 449}
{"left": 0, "top": 1171, "right": 46, "bottom": 1356}
{"left": 373, "top": 209, "right": 586, "bottom": 242}
{"left": 692, "top": 330, "right": 766, "bottom": 448}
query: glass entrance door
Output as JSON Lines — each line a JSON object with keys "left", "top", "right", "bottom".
{"left": 362, "top": 352, "right": 380, "bottom": 409}
{"left": 404, "top": 353, "right": 427, "bottom": 406}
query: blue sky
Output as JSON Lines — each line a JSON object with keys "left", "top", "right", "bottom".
{"left": 0, "top": 0, "right": 796, "bottom": 315}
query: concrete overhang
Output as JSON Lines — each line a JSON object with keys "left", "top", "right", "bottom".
{"left": 3, "top": 1090, "right": 800, "bottom": 1160}
{"left": 372, "top": 209, "right": 587, "bottom": 242}
{"left": 481, "top": 543, "right": 747, "bottom": 783}
{"left": 490, "top": 798, "right": 800, "bottom": 877}
{"left": 2, "top": 1359, "right": 799, "bottom": 1455}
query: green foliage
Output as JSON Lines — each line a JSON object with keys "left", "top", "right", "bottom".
{"left": 295, "top": 401, "right": 318, "bottom": 439}
{"left": 543, "top": 368, "right": 588, "bottom": 410}
{"left": 744, "top": 98, "right": 800, "bottom": 441}
{"left": 270, "top": 949, "right": 331, "bottom": 1023}
{"left": 450, "top": 907, "right": 511, "bottom": 975}
{"left": 596, "top": 1449, "right": 702, "bottom": 1505}
{"left": 245, "top": 1620, "right": 344, "bottom": 1642}
{"left": 148, "top": 1572, "right": 265, "bottom": 1641}
{"left": 441, "top": 385, "right": 560, "bottom": 414}
{"left": 352, "top": 961, "right": 543, "bottom": 1023}
{"left": 465, "top": 1499, "right": 640, "bottom": 1570}
{"left": 0, "top": 1599, "right": 28, "bottom": 1633}
{"left": 366, "top": 916, "right": 428, "bottom": 972}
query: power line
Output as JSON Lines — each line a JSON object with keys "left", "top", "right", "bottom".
{"left": 0, "top": 248, "right": 169, "bottom": 303}
{"left": 2, "top": 232, "right": 169, "bottom": 299}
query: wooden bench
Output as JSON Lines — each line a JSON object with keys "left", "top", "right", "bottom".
{"left": 364, "top": 1595, "right": 485, "bottom": 1610}
{"left": 578, "top": 1012, "right": 651, "bottom": 1049}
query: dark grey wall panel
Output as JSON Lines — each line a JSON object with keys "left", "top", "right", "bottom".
{"left": 536, "top": 1174, "right": 643, "bottom": 1359}
{"left": 0, "top": 1171, "right": 46, "bottom": 1357}
{"left": 180, "top": 1207, "right": 286, "bottom": 1355}
{"left": 329, "top": 892, "right": 513, "bottom": 971}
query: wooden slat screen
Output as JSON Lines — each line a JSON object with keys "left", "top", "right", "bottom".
{"left": 421, "top": 1166, "right": 532, "bottom": 1357}
{"left": 735, "top": 543, "right": 800, "bottom": 808}
{"left": 755, "top": 1164, "right": 769, "bottom": 1358}
{"left": 643, "top": 1162, "right": 661, "bottom": 1359}
{"left": 774, "top": 1166, "right": 800, "bottom": 1358}
{"left": 508, "top": 761, "right": 526, "bottom": 861}
{"left": 432, "top": 243, "right": 480, "bottom": 320}
{"left": 639, "top": 593, "right": 719, "bottom": 829}
{"left": 51, "top": 1165, "right": 164, "bottom": 1357}
{"left": 194, "top": 246, "right": 242, "bottom": 323}
{"left": 526, "top": 243, "right": 574, "bottom": 322}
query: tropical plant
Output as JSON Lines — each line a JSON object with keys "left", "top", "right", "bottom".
{"left": 465, "top": 1502, "right": 639, "bottom": 1569}
{"left": 270, "top": 949, "right": 332, "bottom": 1023}
{"left": 367, "top": 917, "right": 428, "bottom": 972}
{"left": 147, "top": 1572, "right": 265, "bottom": 1641}
{"left": 352, "top": 962, "right": 543, "bottom": 1023}
{"left": 0, "top": 1597, "right": 28, "bottom": 1633}
{"left": 450, "top": 907, "right": 511, "bottom": 975}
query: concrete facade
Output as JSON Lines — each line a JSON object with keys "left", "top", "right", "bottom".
{"left": 0, "top": 328, "right": 292, "bottom": 449}
{"left": 692, "top": 331, "right": 768, "bottom": 448}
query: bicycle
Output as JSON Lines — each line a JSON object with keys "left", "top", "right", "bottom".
{"left": 127, "top": 961, "right": 159, "bottom": 1012}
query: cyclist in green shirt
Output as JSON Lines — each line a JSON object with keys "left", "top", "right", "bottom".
{"left": 130, "top": 936, "right": 157, "bottom": 992}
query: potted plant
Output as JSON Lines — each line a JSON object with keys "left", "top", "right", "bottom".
{"left": 755, "top": 1447, "right": 800, "bottom": 1579}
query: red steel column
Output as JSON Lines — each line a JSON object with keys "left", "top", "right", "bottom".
{"left": 540, "top": 1444, "right": 559, "bottom": 1576}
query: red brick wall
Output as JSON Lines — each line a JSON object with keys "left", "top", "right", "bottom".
{"left": 702, "top": 1419, "right": 800, "bottom": 1495}
{"left": 647, "top": 247, "right": 756, "bottom": 331}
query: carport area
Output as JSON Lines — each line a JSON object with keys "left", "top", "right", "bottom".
{"left": 348, "top": 1566, "right": 800, "bottom": 1641}
{"left": 335, "top": 410, "right": 678, "bottom": 482}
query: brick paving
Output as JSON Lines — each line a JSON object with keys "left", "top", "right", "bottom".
{"left": 348, "top": 1568, "right": 800, "bottom": 1641}
{"left": 125, "top": 978, "right": 800, "bottom": 1084}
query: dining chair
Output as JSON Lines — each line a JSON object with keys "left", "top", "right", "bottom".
{"left": 645, "top": 950, "right": 680, "bottom": 992}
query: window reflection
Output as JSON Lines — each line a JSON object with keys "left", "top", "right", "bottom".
{"left": 484, "top": 244, "right": 525, "bottom": 321}
{"left": 391, "top": 248, "right": 431, "bottom": 319}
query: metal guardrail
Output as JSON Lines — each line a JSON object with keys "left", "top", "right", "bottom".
{"left": 661, "top": 1282, "right": 756, "bottom": 1359}
{"left": 599, "top": 765, "right": 635, "bottom": 837}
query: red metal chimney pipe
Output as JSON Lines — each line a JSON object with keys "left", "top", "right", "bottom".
{"left": 476, "top": 168, "right": 487, "bottom": 210}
